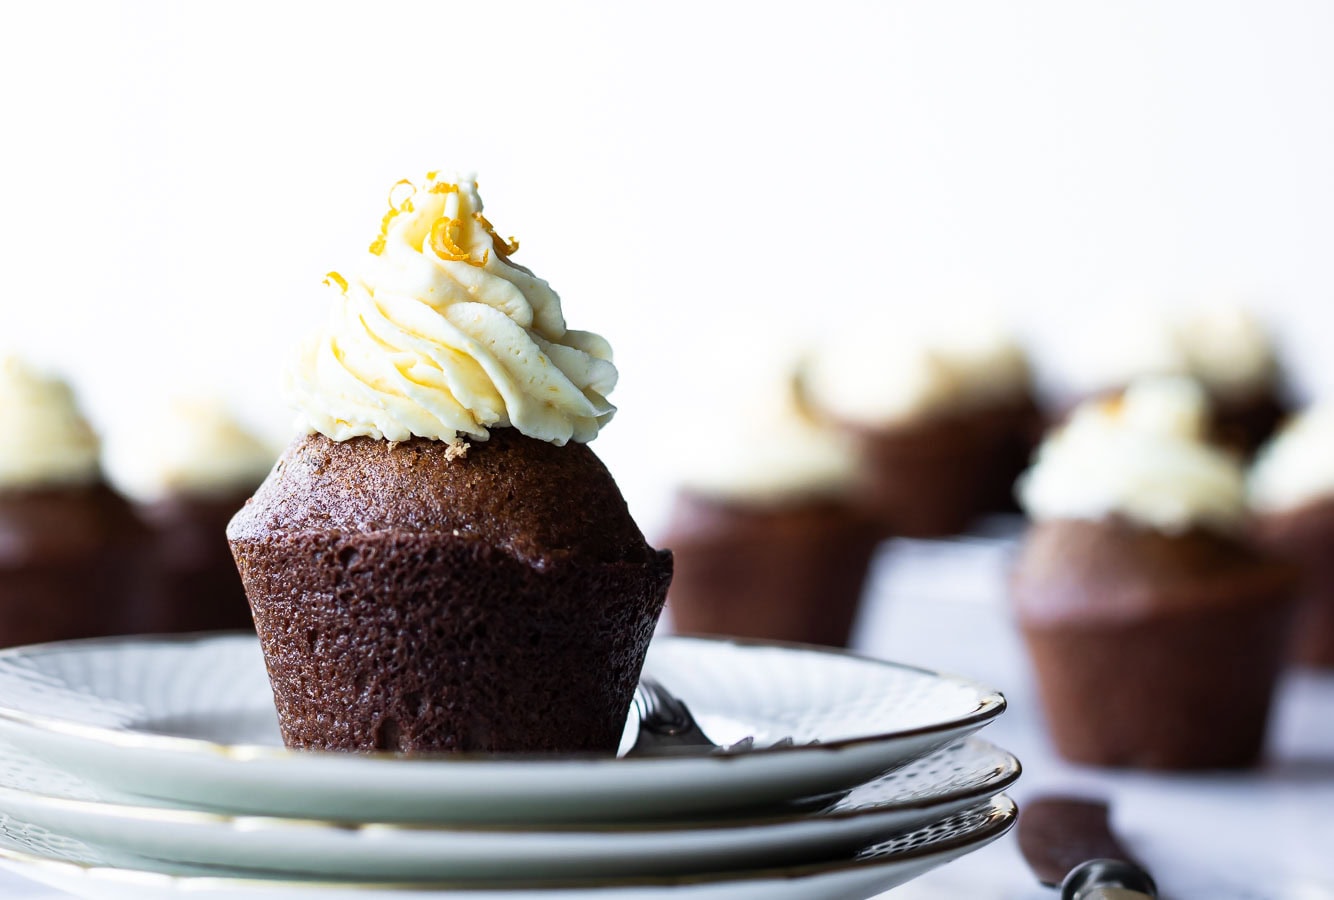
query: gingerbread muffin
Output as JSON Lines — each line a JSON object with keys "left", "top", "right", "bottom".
{"left": 109, "top": 399, "right": 275, "bottom": 634}
{"left": 228, "top": 172, "right": 671, "bottom": 756}
{"left": 1249, "top": 406, "right": 1334, "bottom": 667}
{"left": 1012, "top": 377, "right": 1296, "bottom": 769}
{"left": 801, "top": 321, "right": 1036, "bottom": 537}
{"left": 663, "top": 366, "right": 878, "bottom": 648}
{"left": 934, "top": 324, "right": 1042, "bottom": 515}
{"left": 0, "top": 357, "right": 148, "bottom": 645}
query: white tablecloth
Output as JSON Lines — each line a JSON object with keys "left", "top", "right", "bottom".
{"left": 3, "top": 531, "right": 1333, "bottom": 898}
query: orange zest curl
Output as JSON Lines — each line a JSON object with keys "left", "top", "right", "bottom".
{"left": 429, "top": 217, "right": 471, "bottom": 261}
{"left": 473, "top": 212, "right": 519, "bottom": 259}
{"left": 323, "top": 271, "right": 349, "bottom": 293}
{"left": 369, "top": 180, "right": 419, "bottom": 256}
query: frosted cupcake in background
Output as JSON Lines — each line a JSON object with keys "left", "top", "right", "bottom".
{"left": 1249, "top": 406, "right": 1334, "bottom": 667}
{"left": 1176, "top": 306, "right": 1289, "bottom": 456}
{"left": 801, "top": 321, "right": 1038, "bottom": 537}
{"left": 108, "top": 399, "right": 275, "bottom": 634}
{"left": 663, "top": 363, "right": 878, "bottom": 648}
{"left": 1060, "top": 304, "right": 1289, "bottom": 456}
{"left": 1012, "top": 377, "right": 1295, "bottom": 769}
{"left": 227, "top": 172, "right": 671, "bottom": 755}
{"left": 0, "top": 357, "right": 148, "bottom": 645}
{"left": 934, "top": 323, "right": 1042, "bottom": 515}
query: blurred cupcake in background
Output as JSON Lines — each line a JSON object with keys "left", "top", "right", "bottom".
{"left": 1054, "top": 306, "right": 1188, "bottom": 407}
{"left": 1176, "top": 306, "right": 1289, "bottom": 456}
{"left": 663, "top": 363, "right": 878, "bottom": 648}
{"left": 935, "top": 322, "right": 1042, "bottom": 516}
{"left": 0, "top": 356, "right": 148, "bottom": 646}
{"left": 1249, "top": 406, "right": 1334, "bottom": 668}
{"left": 108, "top": 398, "right": 275, "bottom": 633}
{"left": 1059, "top": 303, "right": 1289, "bottom": 456}
{"left": 801, "top": 320, "right": 1037, "bottom": 537}
{"left": 1012, "top": 376, "right": 1296, "bottom": 769}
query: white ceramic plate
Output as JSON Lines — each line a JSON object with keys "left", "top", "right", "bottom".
{"left": 0, "top": 796, "right": 1016, "bottom": 900}
{"left": 0, "top": 634, "right": 1005, "bottom": 824}
{"left": 0, "top": 733, "right": 1017, "bottom": 880}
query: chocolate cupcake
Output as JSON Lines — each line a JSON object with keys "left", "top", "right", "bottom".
{"left": 663, "top": 367, "right": 878, "bottom": 647}
{"left": 0, "top": 358, "right": 148, "bottom": 645}
{"left": 108, "top": 400, "right": 275, "bottom": 634}
{"left": 1061, "top": 305, "right": 1289, "bottom": 457}
{"left": 228, "top": 172, "right": 671, "bottom": 755}
{"left": 801, "top": 322, "right": 1035, "bottom": 537}
{"left": 934, "top": 325, "right": 1042, "bottom": 515}
{"left": 1012, "top": 377, "right": 1296, "bottom": 769}
{"left": 1249, "top": 407, "right": 1334, "bottom": 667}
{"left": 1176, "top": 307, "right": 1289, "bottom": 457}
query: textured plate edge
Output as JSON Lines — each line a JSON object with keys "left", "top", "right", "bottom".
{"left": 0, "top": 738, "right": 1020, "bottom": 835}
{"left": 0, "top": 633, "right": 1007, "bottom": 769}
{"left": 0, "top": 795, "right": 1018, "bottom": 892}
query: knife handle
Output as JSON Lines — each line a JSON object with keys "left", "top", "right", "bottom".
{"left": 1061, "top": 859, "right": 1158, "bottom": 900}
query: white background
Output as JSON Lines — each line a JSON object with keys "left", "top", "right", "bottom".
{"left": 3, "top": 0, "right": 1333, "bottom": 534}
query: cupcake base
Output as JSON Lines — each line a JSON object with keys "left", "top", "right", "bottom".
{"left": 0, "top": 484, "right": 149, "bottom": 647}
{"left": 972, "top": 397, "right": 1044, "bottom": 515}
{"left": 1013, "top": 519, "right": 1296, "bottom": 769}
{"left": 848, "top": 415, "right": 991, "bottom": 538}
{"left": 1254, "top": 497, "right": 1334, "bottom": 668}
{"left": 138, "top": 493, "right": 255, "bottom": 634}
{"left": 663, "top": 494, "right": 879, "bottom": 648}
{"left": 229, "top": 432, "right": 672, "bottom": 756}
{"left": 1212, "top": 388, "right": 1288, "bottom": 459}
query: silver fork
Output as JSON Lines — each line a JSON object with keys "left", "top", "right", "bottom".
{"left": 628, "top": 676, "right": 797, "bottom": 756}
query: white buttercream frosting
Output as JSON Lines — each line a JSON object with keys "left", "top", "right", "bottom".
{"left": 288, "top": 173, "right": 617, "bottom": 447}
{"left": 1018, "top": 376, "right": 1246, "bottom": 534}
{"left": 678, "top": 366, "right": 857, "bottom": 504}
{"left": 1176, "top": 306, "right": 1277, "bottom": 398}
{"left": 107, "top": 399, "right": 277, "bottom": 503}
{"left": 0, "top": 357, "right": 100, "bottom": 489}
{"left": 802, "top": 321, "right": 1032, "bottom": 428}
{"left": 1066, "top": 305, "right": 1277, "bottom": 398}
{"left": 935, "top": 321, "right": 1033, "bottom": 407}
{"left": 1248, "top": 405, "right": 1334, "bottom": 514}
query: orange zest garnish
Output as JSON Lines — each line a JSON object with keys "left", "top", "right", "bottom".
{"left": 323, "top": 271, "right": 349, "bottom": 292}
{"left": 369, "top": 179, "right": 419, "bottom": 256}
{"left": 429, "top": 217, "right": 471, "bottom": 261}
{"left": 429, "top": 181, "right": 460, "bottom": 195}
{"left": 473, "top": 212, "right": 519, "bottom": 259}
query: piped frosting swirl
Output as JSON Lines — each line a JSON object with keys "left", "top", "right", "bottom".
{"left": 288, "top": 174, "right": 617, "bottom": 447}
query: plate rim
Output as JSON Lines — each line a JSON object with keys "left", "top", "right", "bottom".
{"left": 0, "top": 795, "right": 1017, "bottom": 892}
{"left": 0, "top": 632, "right": 1007, "bottom": 769}
{"left": 0, "top": 737, "right": 1020, "bottom": 836}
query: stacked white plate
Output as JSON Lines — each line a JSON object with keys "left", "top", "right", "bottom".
{"left": 0, "top": 634, "right": 1018, "bottom": 899}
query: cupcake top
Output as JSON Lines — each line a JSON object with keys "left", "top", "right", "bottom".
{"left": 1176, "top": 307, "right": 1278, "bottom": 400}
{"left": 1248, "top": 406, "right": 1334, "bottom": 514}
{"left": 1066, "top": 305, "right": 1277, "bottom": 399}
{"left": 0, "top": 357, "right": 100, "bottom": 490}
{"left": 1018, "top": 376, "right": 1246, "bottom": 535}
{"left": 1063, "top": 310, "right": 1187, "bottom": 397}
{"left": 107, "top": 399, "right": 276, "bottom": 503}
{"left": 677, "top": 366, "right": 857, "bottom": 505}
{"left": 801, "top": 320, "right": 1031, "bottom": 428}
{"left": 288, "top": 173, "right": 617, "bottom": 447}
